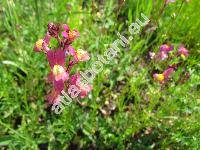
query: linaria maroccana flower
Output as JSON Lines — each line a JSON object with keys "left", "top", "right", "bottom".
{"left": 163, "top": 67, "right": 174, "bottom": 79}
{"left": 62, "top": 24, "right": 80, "bottom": 45}
{"left": 160, "top": 44, "right": 174, "bottom": 53}
{"left": 47, "top": 49, "right": 69, "bottom": 92}
{"left": 70, "top": 73, "right": 92, "bottom": 98}
{"left": 158, "top": 44, "right": 174, "bottom": 60}
{"left": 66, "top": 46, "right": 90, "bottom": 62}
{"left": 153, "top": 67, "right": 174, "bottom": 83}
{"left": 178, "top": 44, "right": 189, "bottom": 59}
{"left": 34, "top": 33, "right": 51, "bottom": 52}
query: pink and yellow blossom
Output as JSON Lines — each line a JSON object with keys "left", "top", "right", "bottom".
{"left": 178, "top": 45, "right": 189, "bottom": 59}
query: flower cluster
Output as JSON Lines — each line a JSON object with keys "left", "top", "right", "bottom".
{"left": 34, "top": 23, "right": 92, "bottom": 104}
{"left": 150, "top": 44, "right": 189, "bottom": 83}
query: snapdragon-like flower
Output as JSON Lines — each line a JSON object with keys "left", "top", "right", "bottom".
{"left": 34, "top": 33, "right": 51, "bottom": 52}
{"left": 153, "top": 67, "right": 174, "bottom": 83}
{"left": 70, "top": 73, "right": 92, "bottom": 98}
{"left": 158, "top": 44, "right": 174, "bottom": 60}
{"left": 163, "top": 67, "right": 174, "bottom": 79}
{"left": 153, "top": 73, "right": 165, "bottom": 83}
{"left": 160, "top": 44, "right": 174, "bottom": 53}
{"left": 65, "top": 46, "right": 90, "bottom": 62}
{"left": 62, "top": 24, "right": 80, "bottom": 45}
{"left": 178, "top": 45, "right": 189, "bottom": 59}
{"left": 34, "top": 39, "right": 43, "bottom": 52}
{"left": 34, "top": 22, "right": 92, "bottom": 105}
{"left": 47, "top": 50, "right": 69, "bottom": 93}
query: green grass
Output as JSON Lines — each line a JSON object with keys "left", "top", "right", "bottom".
{"left": 0, "top": 0, "right": 200, "bottom": 149}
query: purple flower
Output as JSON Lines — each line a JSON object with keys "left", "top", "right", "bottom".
{"left": 34, "top": 33, "right": 51, "bottom": 52}
{"left": 47, "top": 49, "right": 69, "bottom": 92}
{"left": 70, "top": 73, "right": 92, "bottom": 98}
{"left": 178, "top": 44, "right": 189, "bottom": 59}
{"left": 158, "top": 44, "right": 174, "bottom": 60}
{"left": 160, "top": 44, "right": 174, "bottom": 53}
{"left": 153, "top": 67, "right": 174, "bottom": 83}
{"left": 163, "top": 67, "right": 174, "bottom": 79}
{"left": 62, "top": 24, "right": 80, "bottom": 45}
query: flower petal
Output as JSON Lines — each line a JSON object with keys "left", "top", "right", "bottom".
{"left": 55, "top": 49, "right": 66, "bottom": 66}
{"left": 54, "top": 80, "right": 64, "bottom": 93}
{"left": 62, "top": 31, "right": 68, "bottom": 38}
{"left": 47, "top": 51, "right": 56, "bottom": 68}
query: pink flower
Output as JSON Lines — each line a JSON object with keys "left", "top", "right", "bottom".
{"left": 149, "top": 52, "right": 156, "bottom": 59}
{"left": 158, "top": 44, "right": 174, "bottom": 60}
{"left": 62, "top": 24, "right": 80, "bottom": 44}
{"left": 70, "top": 73, "right": 92, "bottom": 98}
{"left": 46, "top": 89, "right": 61, "bottom": 104}
{"left": 153, "top": 73, "right": 165, "bottom": 83}
{"left": 66, "top": 46, "right": 90, "bottom": 62}
{"left": 74, "top": 49, "right": 90, "bottom": 62}
{"left": 34, "top": 39, "right": 44, "bottom": 52}
{"left": 178, "top": 45, "right": 189, "bottom": 59}
{"left": 159, "top": 51, "right": 168, "bottom": 60}
{"left": 163, "top": 67, "right": 174, "bottom": 79}
{"left": 160, "top": 44, "right": 174, "bottom": 53}
{"left": 34, "top": 33, "right": 51, "bottom": 52}
{"left": 47, "top": 49, "right": 69, "bottom": 92}
{"left": 153, "top": 67, "right": 174, "bottom": 83}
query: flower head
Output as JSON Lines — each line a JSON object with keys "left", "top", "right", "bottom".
{"left": 74, "top": 49, "right": 90, "bottom": 62}
{"left": 160, "top": 44, "right": 174, "bottom": 53}
{"left": 163, "top": 67, "right": 174, "bottom": 79}
{"left": 47, "top": 50, "right": 69, "bottom": 92}
{"left": 34, "top": 39, "right": 43, "bottom": 52}
{"left": 160, "top": 51, "right": 168, "bottom": 60}
{"left": 153, "top": 67, "right": 174, "bottom": 83}
{"left": 178, "top": 45, "right": 189, "bottom": 59}
{"left": 70, "top": 73, "right": 92, "bottom": 98}
{"left": 65, "top": 46, "right": 90, "bottom": 62}
{"left": 158, "top": 44, "right": 174, "bottom": 60}
{"left": 34, "top": 33, "right": 51, "bottom": 52}
{"left": 153, "top": 73, "right": 165, "bottom": 83}
{"left": 62, "top": 24, "right": 80, "bottom": 44}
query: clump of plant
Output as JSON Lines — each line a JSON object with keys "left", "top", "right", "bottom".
{"left": 149, "top": 44, "right": 189, "bottom": 84}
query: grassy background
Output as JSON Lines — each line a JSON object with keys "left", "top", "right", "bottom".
{"left": 0, "top": 0, "right": 200, "bottom": 149}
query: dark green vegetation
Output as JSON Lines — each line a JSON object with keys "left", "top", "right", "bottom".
{"left": 0, "top": 0, "right": 200, "bottom": 149}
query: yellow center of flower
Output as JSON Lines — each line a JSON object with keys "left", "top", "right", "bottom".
{"left": 157, "top": 74, "right": 164, "bottom": 81}
{"left": 181, "top": 54, "right": 186, "bottom": 60}
{"left": 36, "top": 39, "right": 43, "bottom": 49}
{"left": 53, "top": 65, "right": 65, "bottom": 76}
